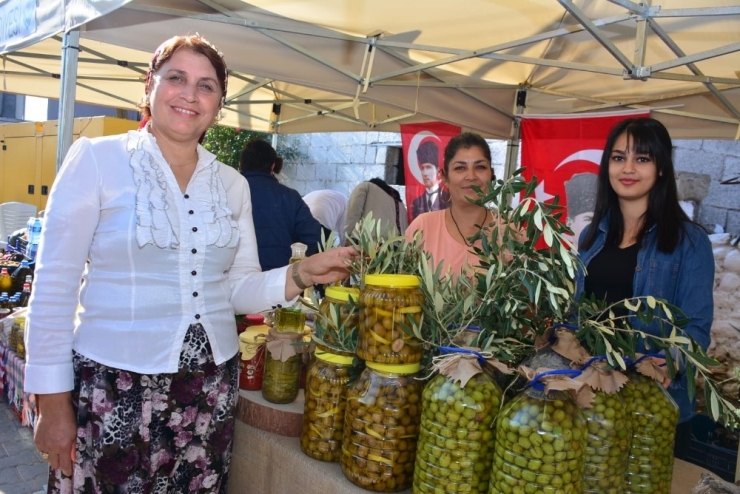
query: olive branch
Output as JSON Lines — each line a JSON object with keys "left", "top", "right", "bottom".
{"left": 571, "top": 295, "right": 739, "bottom": 427}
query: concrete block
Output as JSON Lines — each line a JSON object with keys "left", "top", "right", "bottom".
{"left": 702, "top": 182, "right": 740, "bottom": 210}
{"left": 699, "top": 205, "right": 728, "bottom": 231}
{"left": 308, "top": 133, "right": 334, "bottom": 148}
{"left": 308, "top": 146, "right": 330, "bottom": 165}
{"left": 315, "top": 163, "right": 337, "bottom": 181}
{"left": 327, "top": 146, "right": 351, "bottom": 164}
{"left": 337, "top": 165, "right": 365, "bottom": 183}
{"left": 702, "top": 139, "right": 740, "bottom": 157}
{"left": 673, "top": 148, "right": 723, "bottom": 179}
{"left": 295, "top": 164, "right": 316, "bottom": 181}
{"left": 721, "top": 156, "right": 740, "bottom": 184}
{"left": 350, "top": 145, "right": 366, "bottom": 164}
{"left": 364, "top": 164, "right": 387, "bottom": 179}
{"left": 676, "top": 172, "right": 711, "bottom": 201}
{"left": 726, "top": 211, "right": 740, "bottom": 237}
{"left": 674, "top": 139, "right": 703, "bottom": 150}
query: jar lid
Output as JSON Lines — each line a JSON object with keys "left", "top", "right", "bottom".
{"left": 243, "top": 313, "right": 265, "bottom": 325}
{"left": 239, "top": 325, "right": 269, "bottom": 344}
{"left": 366, "top": 361, "right": 421, "bottom": 374}
{"left": 325, "top": 286, "right": 360, "bottom": 302}
{"left": 315, "top": 349, "right": 355, "bottom": 366}
{"left": 364, "top": 274, "right": 420, "bottom": 288}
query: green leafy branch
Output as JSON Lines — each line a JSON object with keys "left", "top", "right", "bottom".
{"left": 571, "top": 295, "right": 739, "bottom": 426}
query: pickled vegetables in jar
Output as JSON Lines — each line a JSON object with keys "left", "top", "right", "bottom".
{"left": 489, "top": 383, "right": 587, "bottom": 493}
{"left": 340, "top": 361, "right": 422, "bottom": 492}
{"left": 318, "top": 286, "right": 360, "bottom": 350}
{"left": 262, "top": 330, "right": 303, "bottom": 404}
{"left": 300, "top": 349, "right": 355, "bottom": 462}
{"left": 358, "top": 274, "right": 423, "bottom": 365}
{"left": 414, "top": 352, "right": 503, "bottom": 494}
{"left": 620, "top": 371, "right": 678, "bottom": 494}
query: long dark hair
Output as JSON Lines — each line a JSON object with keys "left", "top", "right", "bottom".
{"left": 368, "top": 178, "right": 401, "bottom": 202}
{"left": 580, "top": 117, "right": 689, "bottom": 253}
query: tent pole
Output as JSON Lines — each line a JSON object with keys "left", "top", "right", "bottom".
{"left": 56, "top": 29, "right": 80, "bottom": 172}
{"left": 503, "top": 89, "right": 526, "bottom": 181}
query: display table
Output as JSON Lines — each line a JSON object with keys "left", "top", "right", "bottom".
{"left": 228, "top": 389, "right": 712, "bottom": 494}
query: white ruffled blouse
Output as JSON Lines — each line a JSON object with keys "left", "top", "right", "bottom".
{"left": 24, "top": 129, "right": 292, "bottom": 394}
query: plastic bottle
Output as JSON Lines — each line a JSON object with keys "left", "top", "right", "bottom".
{"left": 26, "top": 216, "right": 35, "bottom": 240}
{"left": 11, "top": 260, "right": 31, "bottom": 292}
{"left": 0, "top": 268, "right": 12, "bottom": 292}
{"left": 19, "top": 283, "right": 31, "bottom": 307}
{"left": 28, "top": 218, "right": 42, "bottom": 259}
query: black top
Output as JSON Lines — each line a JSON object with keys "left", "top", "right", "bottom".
{"left": 584, "top": 242, "right": 639, "bottom": 305}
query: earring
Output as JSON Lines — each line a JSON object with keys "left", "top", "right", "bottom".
{"left": 214, "top": 110, "right": 223, "bottom": 123}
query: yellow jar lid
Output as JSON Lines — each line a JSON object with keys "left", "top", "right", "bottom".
{"left": 238, "top": 325, "right": 269, "bottom": 343}
{"left": 315, "top": 350, "right": 355, "bottom": 366}
{"left": 325, "top": 286, "right": 360, "bottom": 302}
{"left": 364, "top": 274, "right": 420, "bottom": 288}
{"left": 366, "top": 361, "right": 421, "bottom": 374}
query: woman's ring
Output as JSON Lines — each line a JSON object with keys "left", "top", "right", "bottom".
{"left": 39, "top": 452, "right": 49, "bottom": 460}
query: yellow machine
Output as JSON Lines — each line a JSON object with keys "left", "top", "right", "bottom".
{"left": 0, "top": 116, "right": 139, "bottom": 210}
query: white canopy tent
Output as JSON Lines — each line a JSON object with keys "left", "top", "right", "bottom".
{"left": 3, "top": 0, "right": 740, "bottom": 164}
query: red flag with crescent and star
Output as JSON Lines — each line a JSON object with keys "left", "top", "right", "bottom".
{"left": 520, "top": 111, "right": 649, "bottom": 247}
{"left": 401, "top": 122, "right": 461, "bottom": 223}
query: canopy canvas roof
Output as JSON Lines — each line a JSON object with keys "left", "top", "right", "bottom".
{"left": 3, "top": 0, "right": 740, "bottom": 139}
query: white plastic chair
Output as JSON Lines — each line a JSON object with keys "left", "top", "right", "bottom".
{"left": 0, "top": 202, "right": 37, "bottom": 250}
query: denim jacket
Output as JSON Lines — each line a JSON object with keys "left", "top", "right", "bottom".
{"left": 575, "top": 214, "right": 714, "bottom": 423}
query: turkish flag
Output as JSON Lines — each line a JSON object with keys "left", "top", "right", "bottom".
{"left": 520, "top": 111, "right": 649, "bottom": 247}
{"left": 401, "top": 122, "right": 461, "bottom": 223}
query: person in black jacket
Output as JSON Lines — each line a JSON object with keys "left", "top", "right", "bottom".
{"left": 239, "top": 139, "right": 323, "bottom": 270}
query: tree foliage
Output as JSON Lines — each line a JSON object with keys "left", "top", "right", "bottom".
{"left": 201, "top": 125, "right": 305, "bottom": 170}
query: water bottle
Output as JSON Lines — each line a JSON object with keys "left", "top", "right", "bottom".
{"left": 28, "top": 218, "right": 42, "bottom": 259}
{"left": 26, "top": 216, "right": 35, "bottom": 240}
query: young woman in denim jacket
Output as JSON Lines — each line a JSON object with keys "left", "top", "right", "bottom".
{"left": 575, "top": 117, "right": 714, "bottom": 457}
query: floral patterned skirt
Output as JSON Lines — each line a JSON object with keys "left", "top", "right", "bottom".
{"left": 49, "top": 324, "right": 239, "bottom": 494}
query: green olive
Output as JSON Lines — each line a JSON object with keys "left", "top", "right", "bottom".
{"left": 300, "top": 357, "right": 352, "bottom": 462}
{"left": 488, "top": 390, "right": 587, "bottom": 493}
{"left": 413, "top": 373, "right": 503, "bottom": 493}
{"left": 581, "top": 390, "right": 631, "bottom": 493}
{"left": 340, "top": 367, "right": 422, "bottom": 491}
{"left": 619, "top": 372, "right": 678, "bottom": 494}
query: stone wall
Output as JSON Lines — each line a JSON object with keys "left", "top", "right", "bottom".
{"left": 707, "top": 234, "right": 740, "bottom": 402}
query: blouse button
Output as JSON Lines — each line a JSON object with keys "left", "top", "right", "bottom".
{"left": 635, "top": 266, "right": 642, "bottom": 272}
{"left": 195, "top": 314, "right": 201, "bottom": 320}
{"left": 191, "top": 248, "right": 197, "bottom": 254}
{"left": 193, "top": 292, "right": 199, "bottom": 297}
{"left": 191, "top": 270, "right": 197, "bottom": 276}
{"left": 189, "top": 210, "right": 194, "bottom": 215}
{"left": 192, "top": 227, "right": 198, "bottom": 232}
{"left": 184, "top": 194, "right": 190, "bottom": 199}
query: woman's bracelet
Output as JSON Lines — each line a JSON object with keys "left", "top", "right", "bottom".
{"left": 291, "top": 261, "right": 310, "bottom": 290}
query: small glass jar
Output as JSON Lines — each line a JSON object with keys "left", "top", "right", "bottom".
{"left": 274, "top": 307, "right": 306, "bottom": 334}
{"left": 490, "top": 387, "right": 587, "bottom": 493}
{"left": 340, "top": 361, "right": 422, "bottom": 492}
{"left": 358, "top": 274, "right": 424, "bottom": 365}
{"left": 238, "top": 324, "right": 268, "bottom": 391}
{"left": 620, "top": 372, "right": 678, "bottom": 494}
{"left": 318, "top": 286, "right": 360, "bottom": 349}
{"left": 262, "top": 330, "right": 303, "bottom": 404}
{"left": 300, "top": 349, "right": 355, "bottom": 462}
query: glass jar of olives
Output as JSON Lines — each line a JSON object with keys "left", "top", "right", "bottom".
{"left": 490, "top": 381, "right": 587, "bottom": 493}
{"left": 414, "top": 355, "right": 503, "bottom": 494}
{"left": 300, "top": 349, "right": 355, "bottom": 462}
{"left": 358, "top": 274, "right": 423, "bottom": 365}
{"left": 582, "top": 389, "right": 631, "bottom": 493}
{"left": 262, "top": 329, "right": 303, "bottom": 404}
{"left": 620, "top": 371, "right": 678, "bottom": 494}
{"left": 318, "top": 286, "right": 360, "bottom": 349}
{"left": 340, "top": 361, "right": 422, "bottom": 492}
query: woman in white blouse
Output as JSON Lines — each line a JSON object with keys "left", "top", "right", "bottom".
{"left": 24, "top": 34, "right": 355, "bottom": 493}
